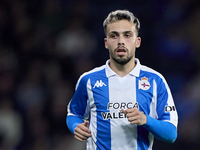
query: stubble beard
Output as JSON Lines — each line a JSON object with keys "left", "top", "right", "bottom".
{"left": 110, "top": 48, "right": 134, "bottom": 65}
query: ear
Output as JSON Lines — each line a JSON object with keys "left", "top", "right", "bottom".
{"left": 136, "top": 37, "right": 141, "bottom": 48}
{"left": 104, "top": 38, "right": 108, "bottom": 49}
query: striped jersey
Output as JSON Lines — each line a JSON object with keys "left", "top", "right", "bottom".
{"left": 67, "top": 58, "right": 178, "bottom": 150}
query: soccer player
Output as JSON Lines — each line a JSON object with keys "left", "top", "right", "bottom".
{"left": 67, "top": 10, "right": 178, "bottom": 150}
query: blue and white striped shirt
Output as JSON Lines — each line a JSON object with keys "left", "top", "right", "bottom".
{"left": 67, "top": 58, "right": 178, "bottom": 150}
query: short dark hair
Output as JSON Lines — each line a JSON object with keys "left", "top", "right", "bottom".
{"left": 103, "top": 10, "right": 140, "bottom": 36}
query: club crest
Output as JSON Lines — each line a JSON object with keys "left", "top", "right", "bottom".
{"left": 139, "top": 77, "right": 151, "bottom": 90}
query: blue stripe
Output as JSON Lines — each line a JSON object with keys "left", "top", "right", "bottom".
{"left": 137, "top": 126, "right": 150, "bottom": 150}
{"left": 136, "top": 70, "right": 172, "bottom": 149}
{"left": 156, "top": 79, "right": 171, "bottom": 121}
{"left": 136, "top": 70, "right": 155, "bottom": 149}
{"left": 69, "top": 75, "right": 90, "bottom": 119}
{"left": 90, "top": 69, "right": 111, "bottom": 150}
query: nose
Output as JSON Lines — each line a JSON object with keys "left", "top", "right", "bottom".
{"left": 118, "top": 35, "right": 125, "bottom": 46}
{"left": 118, "top": 42, "right": 124, "bottom": 46}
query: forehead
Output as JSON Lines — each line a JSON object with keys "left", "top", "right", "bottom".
{"left": 106, "top": 20, "right": 136, "bottom": 34}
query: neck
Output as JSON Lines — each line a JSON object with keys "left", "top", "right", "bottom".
{"left": 109, "top": 58, "right": 136, "bottom": 77}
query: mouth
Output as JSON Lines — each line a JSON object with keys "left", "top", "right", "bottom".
{"left": 116, "top": 47, "right": 127, "bottom": 56}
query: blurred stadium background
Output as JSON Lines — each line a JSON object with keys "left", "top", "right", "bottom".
{"left": 0, "top": 0, "right": 200, "bottom": 149}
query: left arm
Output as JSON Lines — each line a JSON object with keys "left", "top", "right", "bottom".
{"left": 144, "top": 115, "right": 177, "bottom": 143}
{"left": 122, "top": 108, "right": 177, "bottom": 143}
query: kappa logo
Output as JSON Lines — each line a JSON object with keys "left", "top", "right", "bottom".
{"left": 93, "top": 80, "right": 106, "bottom": 88}
{"left": 139, "top": 77, "right": 151, "bottom": 90}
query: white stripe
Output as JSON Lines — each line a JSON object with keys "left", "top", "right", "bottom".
{"left": 87, "top": 79, "right": 97, "bottom": 150}
{"left": 149, "top": 80, "right": 158, "bottom": 119}
{"left": 67, "top": 101, "right": 71, "bottom": 115}
{"left": 148, "top": 133, "right": 154, "bottom": 150}
{"left": 148, "top": 80, "right": 157, "bottom": 150}
{"left": 165, "top": 84, "right": 178, "bottom": 127}
{"left": 109, "top": 76, "right": 138, "bottom": 150}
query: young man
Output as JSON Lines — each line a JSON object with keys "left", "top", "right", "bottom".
{"left": 67, "top": 10, "right": 178, "bottom": 150}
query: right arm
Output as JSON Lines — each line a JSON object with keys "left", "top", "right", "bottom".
{"left": 67, "top": 116, "right": 91, "bottom": 141}
{"left": 66, "top": 75, "right": 91, "bottom": 141}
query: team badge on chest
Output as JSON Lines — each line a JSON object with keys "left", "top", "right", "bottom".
{"left": 139, "top": 77, "right": 151, "bottom": 90}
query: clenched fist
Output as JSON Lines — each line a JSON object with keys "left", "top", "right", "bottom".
{"left": 74, "top": 121, "right": 92, "bottom": 142}
{"left": 121, "top": 108, "right": 147, "bottom": 125}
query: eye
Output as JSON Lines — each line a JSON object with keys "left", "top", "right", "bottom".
{"left": 125, "top": 33, "right": 132, "bottom": 38}
{"left": 110, "top": 34, "right": 117, "bottom": 39}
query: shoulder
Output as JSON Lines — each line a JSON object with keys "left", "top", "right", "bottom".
{"left": 135, "top": 58, "right": 165, "bottom": 82}
{"left": 141, "top": 65, "right": 163, "bottom": 78}
{"left": 140, "top": 65, "right": 167, "bottom": 84}
{"left": 75, "top": 65, "right": 106, "bottom": 89}
{"left": 139, "top": 65, "right": 172, "bottom": 96}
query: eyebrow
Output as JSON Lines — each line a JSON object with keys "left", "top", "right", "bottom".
{"left": 108, "top": 31, "right": 133, "bottom": 35}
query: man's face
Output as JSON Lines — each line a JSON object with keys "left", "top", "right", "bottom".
{"left": 105, "top": 20, "right": 141, "bottom": 65}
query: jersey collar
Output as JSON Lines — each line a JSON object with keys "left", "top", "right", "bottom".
{"left": 105, "top": 58, "right": 141, "bottom": 78}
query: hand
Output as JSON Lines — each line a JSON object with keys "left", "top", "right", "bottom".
{"left": 74, "top": 121, "right": 92, "bottom": 142}
{"left": 121, "top": 108, "right": 147, "bottom": 125}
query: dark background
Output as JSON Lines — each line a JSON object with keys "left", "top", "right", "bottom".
{"left": 0, "top": 0, "right": 200, "bottom": 149}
